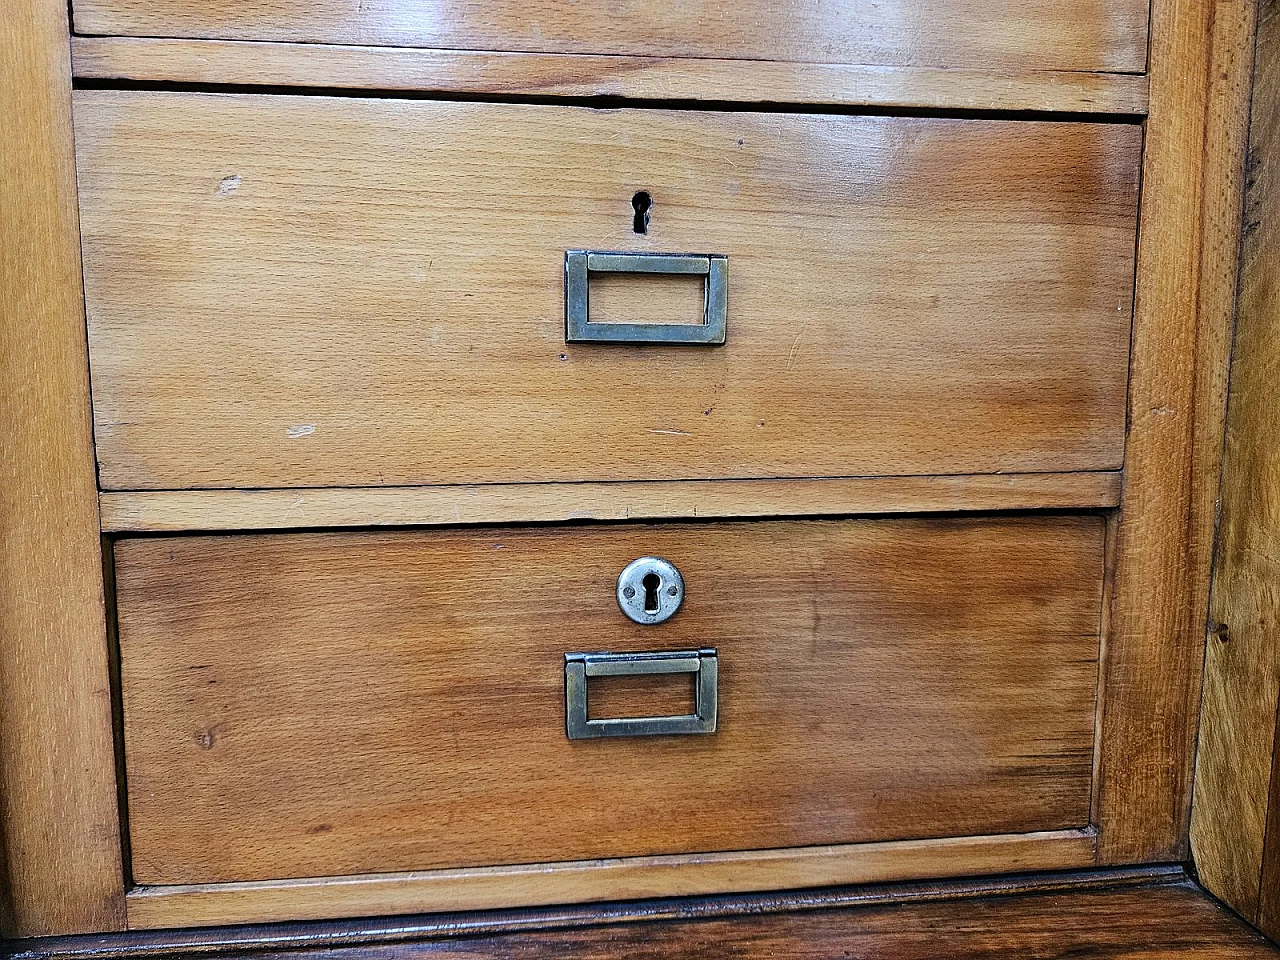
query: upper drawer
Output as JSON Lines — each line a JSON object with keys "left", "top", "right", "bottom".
{"left": 75, "top": 92, "right": 1140, "bottom": 491}
{"left": 71, "top": 0, "right": 1149, "bottom": 75}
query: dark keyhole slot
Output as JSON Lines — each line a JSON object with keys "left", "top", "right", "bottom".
{"left": 632, "top": 191, "right": 652, "bottom": 234}
{"left": 642, "top": 572, "right": 662, "bottom": 613}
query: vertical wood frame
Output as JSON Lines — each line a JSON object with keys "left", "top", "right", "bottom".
{"left": 1096, "top": 0, "right": 1255, "bottom": 862}
{"left": 1192, "top": 0, "right": 1280, "bottom": 933}
{"left": 0, "top": 0, "right": 127, "bottom": 937}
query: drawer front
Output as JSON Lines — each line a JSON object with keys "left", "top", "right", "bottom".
{"left": 115, "top": 516, "right": 1104, "bottom": 886}
{"left": 76, "top": 92, "right": 1140, "bottom": 490}
{"left": 71, "top": 0, "right": 1148, "bottom": 74}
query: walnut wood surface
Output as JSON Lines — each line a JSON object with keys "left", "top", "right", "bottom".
{"left": 114, "top": 517, "right": 1104, "bottom": 888}
{"left": 0, "top": 0, "right": 126, "bottom": 937}
{"left": 74, "top": 92, "right": 1140, "bottom": 491}
{"left": 68, "top": 0, "right": 1148, "bottom": 74}
{"left": 206, "top": 881, "right": 1280, "bottom": 960}
{"left": 13, "top": 874, "right": 1280, "bottom": 958}
{"left": 1193, "top": 0, "right": 1280, "bottom": 935}
{"left": 68, "top": 38, "right": 1153, "bottom": 115}
{"left": 96, "top": 472, "right": 1123, "bottom": 533}
{"left": 1093, "top": 0, "right": 1227, "bottom": 864}
{"left": 206, "top": 880, "right": 1280, "bottom": 959}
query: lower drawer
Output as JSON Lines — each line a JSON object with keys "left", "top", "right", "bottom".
{"left": 114, "top": 516, "right": 1104, "bottom": 886}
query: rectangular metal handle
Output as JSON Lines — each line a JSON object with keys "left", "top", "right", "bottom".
{"left": 564, "top": 648, "right": 718, "bottom": 740}
{"left": 565, "top": 251, "right": 727, "bottom": 345}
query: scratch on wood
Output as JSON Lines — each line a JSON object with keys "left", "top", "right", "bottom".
{"left": 285, "top": 424, "right": 316, "bottom": 439}
{"left": 786, "top": 319, "right": 810, "bottom": 370}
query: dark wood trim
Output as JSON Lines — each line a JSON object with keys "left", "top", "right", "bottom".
{"left": 11, "top": 867, "right": 1280, "bottom": 960}
{"left": 6, "top": 867, "right": 1189, "bottom": 959}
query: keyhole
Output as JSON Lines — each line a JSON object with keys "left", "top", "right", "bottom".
{"left": 632, "top": 191, "right": 652, "bottom": 234}
{"left": 642, "top": 572, "right": 662, "bottom": 613}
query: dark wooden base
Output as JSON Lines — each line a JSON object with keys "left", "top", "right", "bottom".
{"left": 6, "top": 867, "right": 1276, "bottom": 959}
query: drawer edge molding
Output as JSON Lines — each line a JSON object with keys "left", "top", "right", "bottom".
{"left": 69, "top": 37, "right": 1151, "bottom": 115}
{"left": 98, "top": 471, "right": 1122, "bottom": 533}
{"left": 123, "top": 829, "right": 1098, "bottom": 930}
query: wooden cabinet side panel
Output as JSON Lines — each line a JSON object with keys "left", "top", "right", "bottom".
{"left": 1195, "top": 0, "right": 1280, "bottom": 930}
{"left": 0, "top": 0, "right": 126, "bottom": 938}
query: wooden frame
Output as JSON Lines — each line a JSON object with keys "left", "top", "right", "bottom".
{"left": 67, "top": 37, "right": 1152, "bottom": 115}
{"left": 1093, "top": 0, "right": 1254, "bottom": 863}
{"left": 1191, "top": 0, "right": 1280, "bottom": 936}
{"left": 0, "top": 0, "right": 126, "bottom": 937}
{"left": 0, "top": 0, "right": 1259, "bottom": 940}
{"left": 24, "top": 865, "right": 1276, "bottom": 960}
{"left": 125, "top": 830, "right": 1096, "bottom": 929}
{"left": 97, "top": 473, "right": 1122, "bottom": 533}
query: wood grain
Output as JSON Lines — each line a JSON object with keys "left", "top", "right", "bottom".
{"left": 114, "top": 517, "right": 1104, "bottom": 888}
{"left": 1184, "top": 0, "right": 1260, "bottom": 671}
{"left": 135, "top": 879, "right": 1280, "bottom": 959}
{"left": 1193, "top": 0, "right": 1280, "bottom": 932}
{"left": 1260, "top": 702, "right": 1280, "bottom": 937}
{"left": 0, "top": 866, "right": 1187, "bottom": 955}
{"left": 123, "top": 831, "right": 1098, "bottom": 929}
{"left": 68, "top": 38, "right": 1153, "bottom": 115}
{"left": 1093, "top": 0, "right": 1223, "bottom": 864}
{"left": 68, "top": 0, "right": 1149, "bottom": 74}
{"left": 0, "top": 0, "right": 126, "bottom": 938}
{"left": 97, "top": 472, "right": 1123, "bottom": 533}
{"left": 74, "top": 92, "right": 1141, "bottom": 491}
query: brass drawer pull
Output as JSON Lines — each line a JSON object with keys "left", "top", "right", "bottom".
{"left": 564, "top": 251, "right": 728, "bottom": 344}
{"left": 564, "top": 648, "right": 718, "bottom": 740}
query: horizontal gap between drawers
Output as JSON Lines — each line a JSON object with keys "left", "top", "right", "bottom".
{"left": 69, "top": 37, "right": 1150, "bottom": 117}
{"left": 121, "top": 828, "right": 1100, "bottom": 930}
{"left": 97, "top": 471, "right": 1123, "bottom": 533}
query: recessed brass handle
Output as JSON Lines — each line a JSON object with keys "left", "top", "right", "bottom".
{"left": 564, "top": 649, "right": 718, "bottom": 740}
{"left": 564, "top": 250, "right": 728, "bottom": 345}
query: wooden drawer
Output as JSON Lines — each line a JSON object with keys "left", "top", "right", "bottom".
{"left": 70, "top": 0, "right": 1149, "bottom": 75}
{"left": 76, "top": 92, "right": 1140, "bottom": 491}
{"left": 115, "top": 515, "right": 1104, "bottom": 886}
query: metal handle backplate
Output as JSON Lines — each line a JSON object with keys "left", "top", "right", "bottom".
{"left": 565, "top": 251, "right": 727, "bottom": 345}
{"left": 564, "top": 648, "right": 718, "bottom": 740}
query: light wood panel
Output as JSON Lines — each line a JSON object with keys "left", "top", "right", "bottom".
{"left": 0, "top": 0, "right": 126, "bottom": 938}
{"left": 75, "top": 92, "right": 1141, "bottom": 491}
{"left": 68, "top": 38, "right": 1153, "bottom": 115}
{"left": 1192, "top": 0, "right": 1280, "bottom": 933}
{"left": 97, "top": 472, "right": 1123, "bottom": 533}
{"left": 115, "top": 517, "right": 1103, "bottom": 887}
{"left": 122, "top": 831, "right": 1098, "bottom": 930}
{"left": 1093, "top": 0, "right": 1226, "bottom": 863}
{"left": 69, "top": 0, "right": 1148, "bottom": 74}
